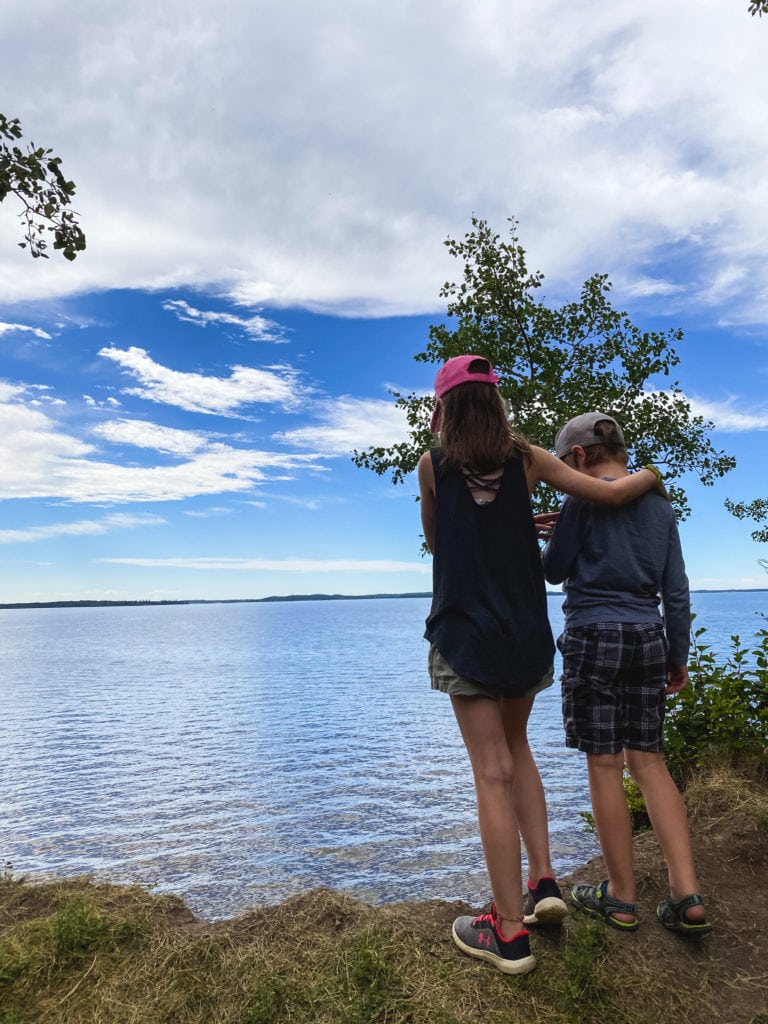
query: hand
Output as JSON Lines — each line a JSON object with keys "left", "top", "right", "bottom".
{"left": 665, "top": 664, "right": 689, "bottom": 694}
{"left": 533, "top": 512, "right": 559, "bottom": 541}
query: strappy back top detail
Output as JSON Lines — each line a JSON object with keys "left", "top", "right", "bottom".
{"left": 461, "top": 466, "right": 504, "bottom": 505}
{"left": 424, "top": 448, "right": 554, "bottom": 691}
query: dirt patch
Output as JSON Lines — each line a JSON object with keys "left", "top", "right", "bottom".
{"left": 561, "top": 781, "right": 768, "bottom": 1023}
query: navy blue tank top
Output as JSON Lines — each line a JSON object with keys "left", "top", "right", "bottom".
{"left": 424, "top": 448, "right": 554, "bottom": 691}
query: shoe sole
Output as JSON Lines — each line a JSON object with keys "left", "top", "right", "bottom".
{"left": 523, "top": 896, "right": 568, "bottom": 927}
{"left": 451, "top": 924, "right": 537, "bottom": 976}
{"left": 657, "top": 907, "right": 712, "bottom": 937}
{"left": 656, "top": 896, "right": 711, "bottom": 937}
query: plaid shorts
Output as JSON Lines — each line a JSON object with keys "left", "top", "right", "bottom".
{"left": 558, "top": 622, "right": 669, "bottom": 754}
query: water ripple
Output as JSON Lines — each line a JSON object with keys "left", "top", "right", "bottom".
{"left": 3, "top": 593, "right": 757, "bottom": 918}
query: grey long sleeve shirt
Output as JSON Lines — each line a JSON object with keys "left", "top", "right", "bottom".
{"left": 541, "top": 487, "right": 690, "bottom": 665}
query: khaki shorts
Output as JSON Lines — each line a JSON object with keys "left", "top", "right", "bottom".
{"left": 429, "top": 645, "right": 554, "bottom": 701}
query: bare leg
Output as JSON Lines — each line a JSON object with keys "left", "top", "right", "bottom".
{"left": 626, "top": 750, "right": 705, "bottom": 922}
{"left": 451, "top": 694, "right": 524, "bottom": 935}
{"left": 586, "top": 751, "right": 636, "bottom": 923}
{"left": 501, "top": 695, "right": 555, "bottom": 884}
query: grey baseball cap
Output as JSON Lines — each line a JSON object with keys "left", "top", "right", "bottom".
{"left": 554, "top": 412, "right": 626, "bottom": 459}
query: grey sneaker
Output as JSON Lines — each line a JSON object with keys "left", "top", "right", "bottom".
{"left": 451, "top": 905, "right": 536, "bottom": 975}
{"left": 522, "top": 877, "right": 568, "bottom": 926}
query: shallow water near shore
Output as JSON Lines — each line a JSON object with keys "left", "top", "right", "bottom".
{"left": 1, "top": 590, "right": 765, "bottom": 919}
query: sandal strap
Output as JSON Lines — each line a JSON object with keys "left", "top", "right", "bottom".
{"left": 667, "top": 893, "right": 705, "bottom": 913}
{"left": 597, "top": 880, "right": 637, "bottom": 915}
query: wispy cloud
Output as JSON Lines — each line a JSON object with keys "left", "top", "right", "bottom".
{"left": 93, "top": 418, "right": 212, "bottom": 456}
{"left": 0, "top": 322, "right": 52, "bottom": 340}
{"left": 98, "top": 556, "right": 431, "bottom": 573}
{"left": 688, "top": 397, "right": 768, "bottom": 432}
{"left": 246, "top": 494, "right": 328, "bottom": 511}
{"left": 84, "top": 394, "right": 122, "bottom": 409}
{"left": 275, "top": 397, "right": 410, "bottom": 455}
{"left": 98, "top": 346, "right": 307, "bottom": 416}
{"left": 183, "top": 507, "right": 233, "bottom": 518}
{"left": 0, "top": 392, "right": 327, "bottom": 503}
{"left": 162, "top": 299, "right": 286, "bottom": 342}
{"left": 0, "top": 513, "right": 165, "bottom": 545}
{"left": 623, "top": 278, "right": 684, "bottom": 299}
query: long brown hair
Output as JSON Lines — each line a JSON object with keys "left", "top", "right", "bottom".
{"left": 438, "top": 377, "right": 531, "bottom": 473}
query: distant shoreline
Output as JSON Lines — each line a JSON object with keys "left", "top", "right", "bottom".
{"left": 0, "top": 593, "right": 432, "bottom": 610}
{"left": 0, "top": 588, "right": 767, "bottom": 611}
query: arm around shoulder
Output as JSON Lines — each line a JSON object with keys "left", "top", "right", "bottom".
{"left": 528, "top": 447, "right": 659, "bottom": 506}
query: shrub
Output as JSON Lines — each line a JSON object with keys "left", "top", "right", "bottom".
{"left": 664, "top": 615, "right": 768, "bottom": 786}
{"left": 580, "top": 615, "right": 768, "bottom": 835}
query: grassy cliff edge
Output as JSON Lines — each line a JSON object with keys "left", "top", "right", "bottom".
{"left": 1, "top": 768, "right": 767, "bottom": 1024}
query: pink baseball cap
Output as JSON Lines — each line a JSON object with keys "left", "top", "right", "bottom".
{"left": 429, "top": 355, "right": 499, "bottom": 432}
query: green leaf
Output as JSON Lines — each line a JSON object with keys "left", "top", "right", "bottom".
{"left": 0, "top": 111, "right": 85, "bottom": 261}
{"left": 354, "top": 215, "right": 735, "bottom": 522}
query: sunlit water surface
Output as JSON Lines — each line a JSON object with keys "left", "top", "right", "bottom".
{"left": 1, "top": 591, "right": 765, "bottom": 918}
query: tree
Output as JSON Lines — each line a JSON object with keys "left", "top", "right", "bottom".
{"left": 725, "top": 497, "right": 768, "bottom": 544}
{"left": 0, "top": 113, "right": 86, "bottom": 260}
{"left": 353, "top": 216, "right": 735, "bottom": 517}
{"left": 748, "top": 1, "right": 768, "bottom": 16}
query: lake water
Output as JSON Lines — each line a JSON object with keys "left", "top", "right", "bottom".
{"left": 1, "top": 590, "right": 766, "bottom": 920}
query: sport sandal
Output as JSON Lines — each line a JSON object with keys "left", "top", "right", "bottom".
{"left": 571, "top": 880, "right": 638, "bottom": 931}
{"left": 657, "top": 894, "right": 711, "bottom": 937}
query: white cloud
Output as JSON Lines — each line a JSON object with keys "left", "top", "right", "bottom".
{"left": 0, "top": 322, "right": 52, "bottom": 340}
{"left": 85, "top": 394, "right": 123, "bottom": 409}
{"left": 162, "top": 299, "right": 286, "bottom": 341}
{"left": 0, "top": 390, "right": 327, "bottom": 503}
{"left": 623, "top": 278, "right": 684, "bottom": 299}
{"left": 93, "top": 418, "right": 211, "bottom": 456}
{"left": 0, "top": 1, "right": 766, "bottom": 322}
{"left": 98, "top": 346, "right": 308, "bottom": 415}
{"left": 0, "top": 512, "right": 165, "bottom": 544}
{"left": 688, "top": 397, "right": 768, "bottom": 433}
{"left": 275, "top": 397, "right": 411, "bottom": 455}
{"left": 0, "top": 382, "right": 24, "bottom": 402}
{"left": 248, "top": 494, "right": 326, "bottom": 511}
{"left": 98, "top": 556, "right": 431, "bottom": 573}
{"left": 183, "top": 506, "right": 232, "bottom": 518}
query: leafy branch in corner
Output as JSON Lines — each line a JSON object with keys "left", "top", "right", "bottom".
{"left": 725, "top": 497, "right": 768, "bottom": 544}
{"left": 0, "top": 113, "right": 86, "bottom": 260}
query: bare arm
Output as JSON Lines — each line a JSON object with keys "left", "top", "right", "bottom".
{"left": 417, "top": 451, "right": 436, "bottom": 554}
{"left": 526, "top": 446, "right": 659, "bottom": 505}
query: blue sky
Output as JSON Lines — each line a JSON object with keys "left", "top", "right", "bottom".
{"left": 0, "top": 0, "right": 767, "bottom": 603}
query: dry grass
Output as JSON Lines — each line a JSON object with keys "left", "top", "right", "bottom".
{"left": 684, "top": 764, "right": 768, "bottom": 828}
{"left": 2, "top": 768, "right": 768, "bottom": 1024}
